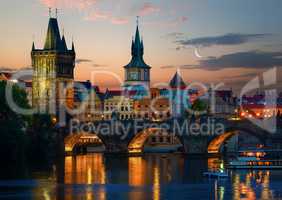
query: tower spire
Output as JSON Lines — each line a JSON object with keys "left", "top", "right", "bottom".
{"left": 124, "top": 16, "right": 150, "bottom": 69}
{"left": 133, "top": 16, "right": 142, "bottom": 57}
{"left": 136, "top": 16, "right": 139, "bottom": 27}
{"left": 44, "top": 16, "right": 62, "bottom": 50}
{"left": 32, "top": 41, "right": 35, "bottom": 51}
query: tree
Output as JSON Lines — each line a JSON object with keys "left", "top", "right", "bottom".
{"left": 0, "top": 81, "right": 30, "bottom": 175}
{"left": 192, "top": 99, "right": 208, "bottom": 114}
{"left": 27, "top": 114, "right": 57, "bottom": 168}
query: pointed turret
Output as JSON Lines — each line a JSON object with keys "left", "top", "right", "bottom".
{"left": 44, "top": 17, "right": 62, "bottom": 50}
{"left": 61, "top": 35, "right": 67, "bottom": 51}
{"left": 170, "top": 72, "right": 186, "bottom": 89}
{"left": 71, "top": 41, "right": 75, "bottom": 52}
{"left": 32, "top": 41, "right": 35, "bottom": 51}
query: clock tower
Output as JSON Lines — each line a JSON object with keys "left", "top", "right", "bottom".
{"left": 124, "top": 18, "right": 151, "bottom": 90}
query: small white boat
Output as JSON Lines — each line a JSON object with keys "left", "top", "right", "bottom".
{"left": 203, "top": 171, "right": 228, "bottom": 178}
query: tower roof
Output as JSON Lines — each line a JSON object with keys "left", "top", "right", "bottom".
{"left": 170, "top": 72, "right": 186, "bottom": 88}
{"left": 44, "top": 17, "right": 63, "bottom": 50}
{"left": 124, "top": 19, "right": 150, "bottom": 69}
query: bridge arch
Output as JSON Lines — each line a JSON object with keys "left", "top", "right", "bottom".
{"left": 128, "top": 128, "right": 184, "bottom": 153}
{"left": 64, "top": 133, "right": 106, "bottom": 153}
{"left": 207, "top": 127, "right": 267, "bottom": 154}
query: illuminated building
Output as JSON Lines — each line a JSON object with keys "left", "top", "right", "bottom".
{"left": 150, "top": 88, "right": 161, "bottom": 99}
{"left": 103, "top": 93, "right": 134, "bottom": 120}
{"left": 240, "top": 104, "right": 282, "bottom": 119}
{"left": 31, "top": 15, "right": 75, "bottom": 113}
{"left": 133, "top": 98, "right": 151, "bottom": 120}
{"left": 151, "top": 97, "right": 171, "bottom": 121}
{"left": 73, "top": 81, "right": 103, "bottom": 122}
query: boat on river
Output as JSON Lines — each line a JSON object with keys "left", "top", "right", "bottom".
{"left": 227, "top": 149, "right": 282, "bottom": 169}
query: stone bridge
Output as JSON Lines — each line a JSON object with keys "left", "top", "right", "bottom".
{"left": 64, "top": 117, "right": 278, "bottom": 155}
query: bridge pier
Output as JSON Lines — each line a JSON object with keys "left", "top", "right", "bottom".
{"left": 183, "top": 136, "right": 209, "bottom": 154}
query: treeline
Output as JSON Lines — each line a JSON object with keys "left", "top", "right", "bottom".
{"left": 0, "top": 81, "right": 57, "bottom": 177}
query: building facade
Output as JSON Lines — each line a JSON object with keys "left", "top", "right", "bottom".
{"left": 73, "top": 81, "right": 103, "bottom": 122}
{"left": 103, "top": 95, "right": 134, "bottom": 120}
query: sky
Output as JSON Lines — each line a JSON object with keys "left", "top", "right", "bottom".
{"left": 0, "top": 0, "right": 282, "bottom": 93}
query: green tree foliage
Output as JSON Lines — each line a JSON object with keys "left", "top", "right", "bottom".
{"left": 0, "top": 81, "right": 29, "bottom": 167}
{"left": 192, "top": 99, "right": 208, "bottom": 113}
{"left": 27, "top": 114, "right": 57, "bottom": 168}
{"left": 0, "top": 81, "right": 57, "bottom": 171}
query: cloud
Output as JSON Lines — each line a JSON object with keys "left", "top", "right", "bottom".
{"left": 164, "top": 32, "right": 184, "bottom": 38}
{"left": 175, "top": 33, "right": 271, "bottom": 48}
{"left": 40, "top": 0, "right": 128, "bottom": 25}
{"left": 138, "top": 2, "right": 160, "bottom": 16}
{"left": 92, "top": 63, "right": 107, "bottom": 68}
{"left": 198, "top": 51, "right": 282, "bottom": 70}
{"left": 160, "top": 65, "right": 176, "bottom": 69}
{"left": 144, "top": 16, "right": 188, "bottom": 28}
{"left": 40, "top": 0, "right": 98, "bottom": 10}
{"left": 110, "top": 17, "right": 129, "bottom": 25}
{"left": 160, "top": 64, "right": 198, "bottom": 70}
{"left": 0, "top": 67, "right": 15, "bottom": 72}
{"left": 84, "top": 10, "right": 128, "bottom": 25}
{"left": 75, "top": 59, "right": 107, "bottom": 68}
{"left": 0, "top": 66, "right": 32, "bottom": 72}
{"left": 76, "top": 59, "right": 93, "bottom": 64}
{"left": 84, "top": 10, "right": 110, "bottom": 21}
{"left": 160, "top": 51, "right": 282, "bottom": 71}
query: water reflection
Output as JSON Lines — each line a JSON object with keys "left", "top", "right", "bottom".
{"left": 1, "top": 154, "right": 282, "bottom": 200}
{"left": 61, "top": 154, "right": 106, "bottom": 200}
{"left": 230, "top": 171, "right": 274, "bottom": 200}
{"left": 65, "top": 154, "right": 106, "bottom": 185}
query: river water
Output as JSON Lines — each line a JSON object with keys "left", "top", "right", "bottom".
{"left": 1, "top": 153, "right": 282, "bottom": 200}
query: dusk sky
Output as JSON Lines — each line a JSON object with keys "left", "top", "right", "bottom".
{"left": 1, "top": 0, "right": 282, "bottom": 92}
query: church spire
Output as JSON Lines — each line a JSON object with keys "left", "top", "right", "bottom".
{"left": 124, "top": 17, "right": 150, "bottom": 69}
{"left": 134, "top": 23, "right": 141, "bottom": 47}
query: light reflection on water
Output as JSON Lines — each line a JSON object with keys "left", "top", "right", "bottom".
{"left": 1, "top": 154, "right": 282, "bottom": 200}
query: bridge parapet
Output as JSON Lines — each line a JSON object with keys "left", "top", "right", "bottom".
{"left": 65, "top": 117, "right": 276, "bottom": 154}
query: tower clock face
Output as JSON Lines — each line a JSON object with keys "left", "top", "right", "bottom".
{"left": 129, "top": 71, "right": 138, "bottom": 80}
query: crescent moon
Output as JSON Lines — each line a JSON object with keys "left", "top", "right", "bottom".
{"left": 194, "top": 47, "right": 203, "bottom": 58}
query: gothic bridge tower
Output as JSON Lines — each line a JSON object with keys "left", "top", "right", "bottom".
{"left": 31, "top": 14, "right": 75, "bottom": 113}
